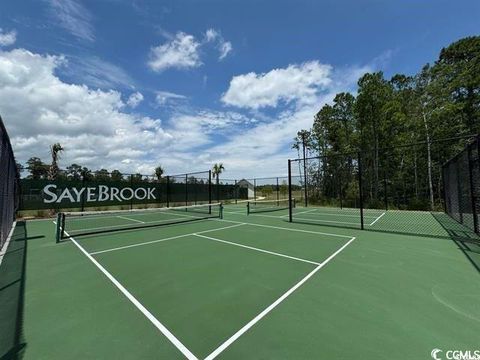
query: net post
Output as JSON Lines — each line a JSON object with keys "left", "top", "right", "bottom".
{"left": 166, "top": 176, "right": 170, "bottom": 208}
{"left": 220, "top": 204, "right": 224, "bottom": 219}
{"left": 55, "top": 212, "right": 63, "bottom": 243}
{"left": 288, "top": 159, "right": 293, "bottom": 223}
{"left": 358, "top": 152, "right": 365, "bottom": 230}
{"left": 235, "top": 179, "right": 237, "bottom": 204}
{"left": 468, "top": 141, "right": 479, "bottom": 234}
{"left": 247, "top": 201, "right": 250, "bottom": 215}
{"left": 254, "top": 179, "right": 256, "bottom": 200}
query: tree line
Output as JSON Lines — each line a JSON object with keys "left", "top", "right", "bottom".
{"left": 292, "top": 36, "right": 480, "bottom": 210}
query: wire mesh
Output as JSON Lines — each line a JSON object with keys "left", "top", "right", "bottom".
{"left": 0, "top": 116, "right": 19, "bottom": 250}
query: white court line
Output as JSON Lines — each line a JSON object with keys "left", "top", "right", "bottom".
{"left": 211, "top": 218, "right": 353, "bottom": 239}
{"left": 293, "top": 216, "right": 361, "bottom": 226}
{"left": 368, "top": 212, "right": 386, "bottom": 226}
{"left": 194, "top": 233, "right": 320, "bottom": 266}
{"left": 117, "top": 215, "right": 145, "bottom": 224}
{"left": 90, "top": 223, "right": 247, "bottom": 255}
{"left": 280, "top": 209, "right": 317, "bottom": 217}
{"left": 0, "top": 221, "right": 17, "bottom": 267}
{"left": 63, "top": 228, "right": 198, "bottom": 360}
{"left": 204, "top": 235, "right": 357, "bottom": 360}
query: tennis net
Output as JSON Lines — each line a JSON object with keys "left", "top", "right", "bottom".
{"left": 56, "top": 203, "right": 223, "bottom": 241}
{"left": 247, "top": 198, "right": 295, "bottom": 214}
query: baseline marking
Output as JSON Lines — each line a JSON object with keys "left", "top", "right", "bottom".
{"left": 368, "top": 212, "right": 386, "bottom": 226}
{"left": 117, "top": 215, "right": 145, "bottom": 224}
{"left": 0, "top": 221, "right": 17, "bottom": 267}
{"left": 204, "top": 235, "right": 357, "bottom": 360}
{"left": 64, "top": 229, "right": 198, "bottom": 360}
{"left": 90, "top": 223, "right": 247, "bottom": 255}
{"left": 280, "top": 209, "right": 317, "bottom": 217}
{"left": 213, "top": 218, "right": 353, "bottom": 239}
{"left": 194, "top": 233, "right": 320, "bottom": 266}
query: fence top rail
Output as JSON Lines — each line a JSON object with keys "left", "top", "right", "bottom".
{"left": 289, "top": 134, "right": 479, "bottom": 163}
{"left": 441, "top": 135, "right": 480, "bottom": 168}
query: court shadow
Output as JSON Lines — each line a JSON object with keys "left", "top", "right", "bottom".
{"left": 431, "top": 213, "right": 480, "bottom": 273}
{"left": 0, "top": 221, "right": 28, "bottom": 360}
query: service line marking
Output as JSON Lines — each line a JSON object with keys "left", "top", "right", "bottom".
{"left": 194, "top": 233, "right": 320, "bottom": 266}
{"left": 204, "top": 235, "right": 357, "bottom": 360}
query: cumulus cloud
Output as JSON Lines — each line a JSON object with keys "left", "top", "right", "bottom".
{"left": 126, "top": 91, "right": 144, "bottom": 108}
{"left": 148, "top": 32, "right": 201, "bottom": 72}
{"left": 1, "top": 45, "right": 372, "bottom": 178}
{"left": 155, "top": 91, "right": 187, "bottom": 105}
{"left": 148, "top": 29, "right": 233, "bottom": 72}
{"left": 47, "top": 0, "right": 95, "bottom": 42}
{"left": 0, "top": 29, "right": 17, "bottom": 47}
{"left": 222, "top": 61, "right": 332, "bottom": 109}
{"left": 0, "top": 48, "right": 174, "bottom": 173}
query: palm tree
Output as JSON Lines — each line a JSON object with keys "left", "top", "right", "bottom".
{"left": 212, "top": 163, "right": 225, "bottom": 201}
{"left": 154, "top": 165, "right": 164, "bottom": 181}
{"left": 48, "top": 143, "right": 64, "bottom": 180}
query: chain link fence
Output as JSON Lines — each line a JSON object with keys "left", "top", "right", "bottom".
{"left": 0, "top": 116, "right": 20, "bottom": 251}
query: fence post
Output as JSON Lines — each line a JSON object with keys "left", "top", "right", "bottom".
{"left": 81, "top": 174, "right": 86, "bottom": 212}
{"left": 455, "top": 161, "right": 464, "bottom": 224}
{"left": 185, "top": 174, "right": 188, "bottom": 207}
{"left": 468, "top": 142, "right": 479, "bottom": 234}
{"left": 276, "top": 177, "right": 279, "bottom": 204}
{"left": 235, "top": 179, "right": 238, "bottom": 204}
{"left": 288, "top": 160, "right": 293, "bottom": 222}
{"left": 383, "top": 170, "right": 388, "bottom": 211}
{"left": 254, "top": 179, "right": 256, "bottom": 200}
{"left": 358, "top": 152, "right": 364, "bottom": 230}
{"left": 166, "top": 176, "right": 170, "bottom": 208}
{"left": 208, "top": 170, "right": 212, "bottom": 205}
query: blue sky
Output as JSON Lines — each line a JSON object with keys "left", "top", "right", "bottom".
{"left": 0, "top": 0, "right": 479, "bottom": 178}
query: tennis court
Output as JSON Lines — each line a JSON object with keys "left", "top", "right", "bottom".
{"left": 3, "top": 201, "right": 479, "bottom": 359}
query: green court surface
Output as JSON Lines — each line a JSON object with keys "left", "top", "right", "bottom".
{"left": 2, "top": 203, "right": 480, "bottom": 359}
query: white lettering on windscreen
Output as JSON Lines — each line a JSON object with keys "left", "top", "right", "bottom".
{"left": 42, "top": 184, "right": 157, "bottom": 203}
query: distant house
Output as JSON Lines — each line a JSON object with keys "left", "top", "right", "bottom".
{"left": 237, "top": 179, "right": 254, "bottom": 199}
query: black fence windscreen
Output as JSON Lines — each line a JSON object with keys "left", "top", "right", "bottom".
{"left": 288, "top": 136, "right": 480, "bottom": 239}
{"left": 0, "top": 116, "right": 19, "bottom": 251}
{"left": 19, "top": 171, "right": 248, "bottom": 212}
{"left": 443, "top": 136, "right": 480, "bottom": 236}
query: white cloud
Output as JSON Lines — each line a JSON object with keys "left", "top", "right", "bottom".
{"left": 219, "top": 41, "right": 232, "bottom": 60}
{"left": 148, "top": 32, "right": 201, "bottom": 72}
{"left": 0, "top": 29, "right": 17, "bottom": 47}
{"left": 127, "top": 91, "right": 144, "bottom": 108}
{"left": 47, "top": 0, "right": 95, "bottom": 42}
{"left": 63, "top": 56, "right": 135, "bottom": 89}
{"left": 1, "top": 46, "right": 373, "bottom": 179}
{"left": 0, "top": 48, "right": 174, "bottom": 173}
{"left": 222, "top": 61, "right": 332, "bottom": 109}
{"left": 155, "top": 91, "right": 187, "bottom": 105}
{"left": 204, "top": 29, "right": 219, "bottom": 42}
{"left": 204, "top": 28, "right": 233, "bottom": 61}
{"left": 148, "top": 29, "right": 233, "bottom": 72}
